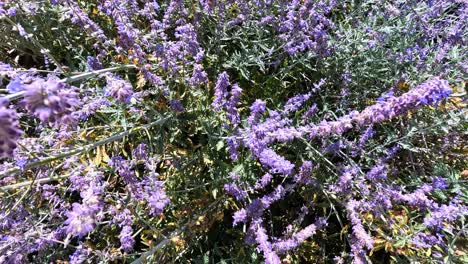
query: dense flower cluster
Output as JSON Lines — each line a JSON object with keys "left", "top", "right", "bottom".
{"left": 222, "top": 76, "right": 459, "bottom": 262}
{"left": 0, "top": 0, "right": 465, "bottom": 263}
{"left": 265, "top": 77, "right": 452, "bottom": 143}
{"left": 0, "top": 101, "right": 22, "bottom": 158}
{"left": 140, "top": 173, "right": 171, "bottom": 216}
{"left": 104, "top": 74, "right": 134, "bottom": 104}
{"left": 22, "top": 78, "right": 80, "bottom": 127}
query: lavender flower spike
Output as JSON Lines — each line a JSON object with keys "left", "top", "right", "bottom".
{"left": 22, "top": 78, "right": 80, "bottom": 127}
{"left": 258, "top": 148, "right": 295, "bottom": 175}
{"left": 119, "top": 225, "right": 135, "bottom": 252}
{"left": 64, "top": 203, "right": 96, "bottom": 237}
{"left": 0, "top": 101, "right": 22, "bottom": 158}
{"left": 105, "top": 74, "right": 134, "bottom": 103}
{"left": 212, "top": 71, "right": 230, "bottom": 111}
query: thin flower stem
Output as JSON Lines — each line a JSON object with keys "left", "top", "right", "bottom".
{"left": 368, "top": 109, "right": 467, "bottom": 154}
{"left": 4, "top": 91, "right": 25, "bottom": 101}
{"left": 17, "top": 69, "right": 66, "bottom": 73}
{"left": 3, "top": 169, "right": 40, "bottom": 219}
{"left": 0, "top": 173, "right": 71, "bottom": 192}
{"left": 0, "top": 115, "right": 171, "bottom": 179}
{"left": 299, "top": 137, "right": 338, "bottom": 174}
{"left": 2, "top": 64, "right": 137, "bottom": 101}
{"left": 62, "top": 64, "right": 137, "bottom": 83}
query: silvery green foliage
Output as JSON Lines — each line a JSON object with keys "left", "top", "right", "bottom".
{"left": 0, "top": 1, "right": 466, "bottom": 263}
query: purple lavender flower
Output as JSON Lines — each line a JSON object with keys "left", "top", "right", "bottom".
{"left": 233, "top": 208, "right": 247, "bottom": 226}
{"left": 225, "top": 83, "right": 242, "bottom": 126}
{"left": 354, "top": 78, "right": 451, "bottom": 126}
{"left": 142, "top": 68, "right": 164, "bottom": 86}
{"left": 346, "top": 200, "right": 374, "bottom": 251}
{"left": 432, "top": 176, "right": 448, "bottom": 190}
{"left": 253, "top": 222, "right": 281, "bottom": 264}
{"left": 294, "top": 161, "right": 315, "bottom": 185}
{"left": 22, "top": 78, "right": 80, "bottom": 127}
{"left": 283, "top": 92, "right": 311, "bottom": 113}
{"left": 273, "top": 218, "right": 326, "bottom": 253}
{"left": 226, "top": 135, "right": 240, "bottom": 161}
{"left": 334, "top": 256, "right": 345, "bottom": 264}
{"left": 15, "top": 158, "right": 28, "bottom": 171}
{"left": 111, "top": 207, "right": 133, "bottom": 227}
{"left": 109, "top": 156, "right": 137, "bottom": 184}
{"left": 77, "top": 96, "right": 110, "bottom": 120}
{"left": 80, "top": 181, "right": 104, "bottom": 212}
{"left": 260, "top": 184, "right": 289, "bottom": 208}
{"left": 302, "top": 103, "right": 318, "bottom": 122}
{"left": 86, "top": 56, "right": 103, "bottom": 71}
{"left": 255, "top": 224, "right": 272, "bottom": 253}
{"left": 384, "top": 145, "right": 400, "bottom": 161}
{"left": 248, "top": 99, "right": 266, "bottom": 126}
{"left": 352, "top": 126, "right": 375, "bottom": 156}
{"left": 258, "top": 148, "right": 294, "bottom": 175}
{"left": 412, "top": 232, "right": 442, "bottom": 249}
{"left": 15, "top": 24, "right": 28, "bottom": 38}
{"left": 132, "top": 143, "right": 148, "bottom": 161}
{"left": 69, "top": 244, "right": 91, "bottom": 264}
{"left": 68, "top": 168, "right": 102, "bottom": 191}
{"left": 6, "top": 80, "right": 23, "bottom": 94}
{"left": 255, "top": 173, "right": 273, "bottom": 190}
{"left": 0, "top": 62, "right": 17, "bottom": 78}
{"left": 64, "top": 203, "right": 96, "bottom": 237}
{"left": 365, "top": 164, "right": 387, "bottom": 181}
{"left": 141, "top": 174, "right": 170, "bottom": 216}
{"left": 63, "top": 1, "right": 107, "bottom": 44}
{"left": 119, "top": 225, "right": 135, "bottom": 252}
{"left": 423, "top": 203, "right": 462, "bottom": 229}
{"left": 212, "top": 71, "right": 230, "bottom": 111}
{"left": 268, "top": 78, "right": 452, "bottom": 144}
{"left": 401, "top": 184, "right": 435, "bottom": 209}
{"left": 264, "top": 251, "right": 281, "bottom": 264}
{"left": 7, "top": 7, "right": 17, "bottom": 17}
{"left": 243, "top": 110, "right": 291, "bottom": 155}
{"left": 105, "top": 74, "right": 134, "bottom": 103}
{"left": 6, "top": 73, "right": 36, "bottom": 93}
{"left": 278, "top": 1, "right": 336, "bottom": 56}
{"left": 229, "top": 172, "right": 241, "bottom": 181}
{"left": 190, "top": 63, "right": 208, "bottom": 86}
{"left": 0, "top": 102, "right": 22, "bottom": 158}
{"left": 169, "top": 99, "right": 185, "bottom": 112}
{"left": 224, "top": 183, "right": 247, "bottom": 201}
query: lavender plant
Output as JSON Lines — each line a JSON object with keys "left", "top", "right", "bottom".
{"left": 0, "top": 0, "right": 466, "bottom": 263}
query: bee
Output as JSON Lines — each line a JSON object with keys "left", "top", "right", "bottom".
{"left": 397, "top": 79, "right": 410, "bottom": 91}
{"left": 228, "top": 3, "right": 239, "bottom": 16}
{"left": 113, "top": 54, "right": 129, "bottom": 64}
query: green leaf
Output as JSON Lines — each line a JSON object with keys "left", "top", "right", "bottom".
{"left": 216, "top": 140, "right": 225, "bottom": 151}
{"left": 393, "top": 239, "right": 406, "bottom": 248}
